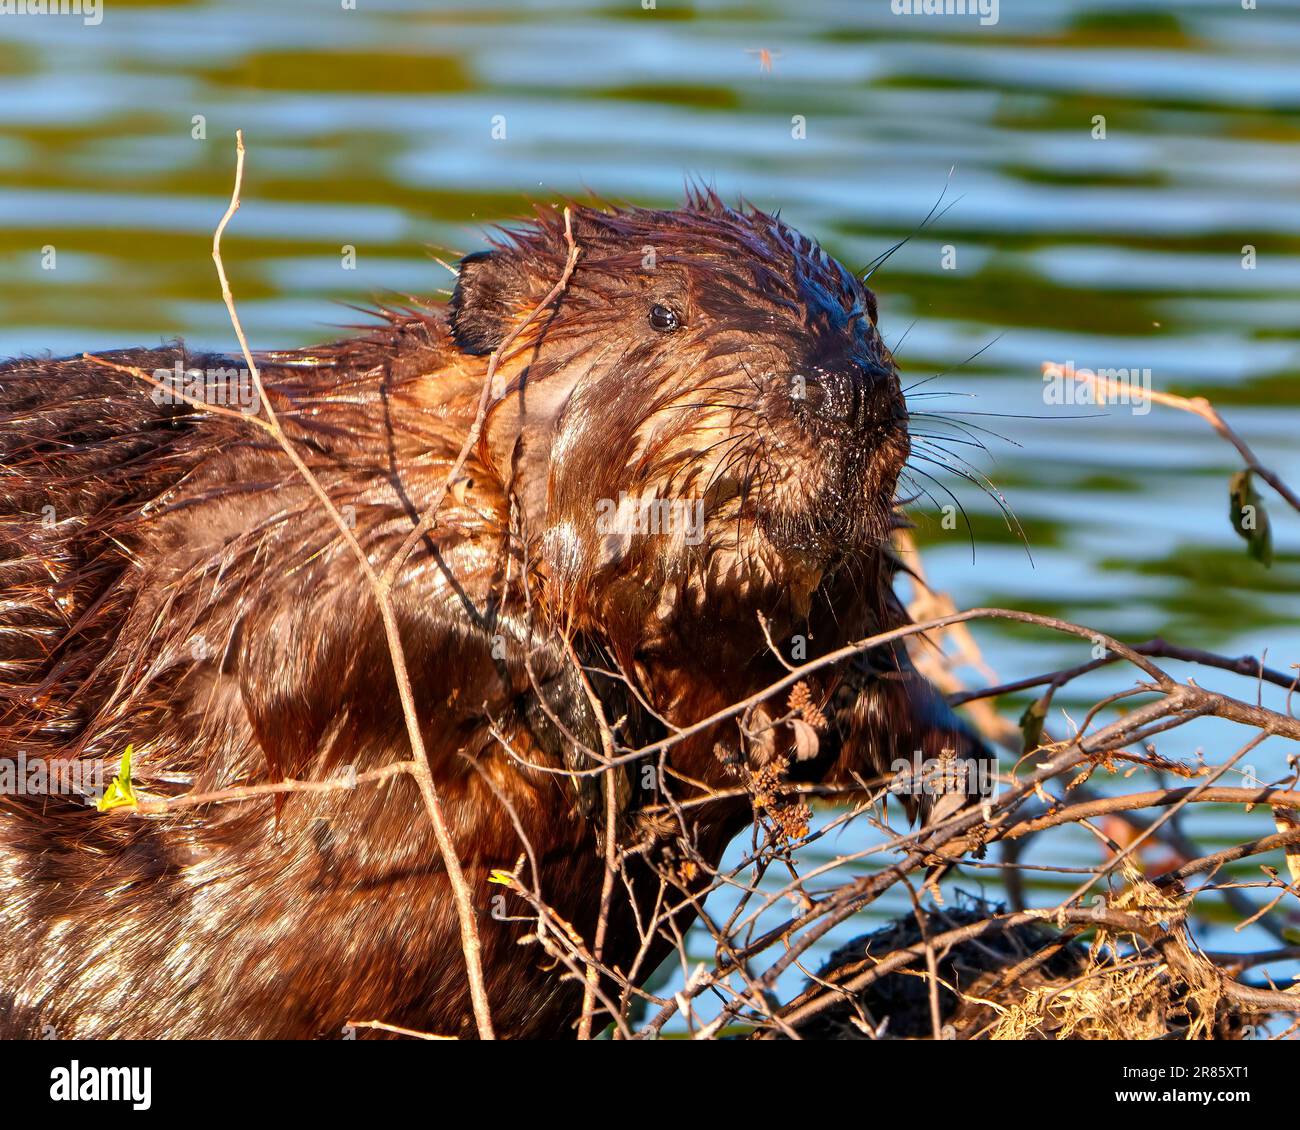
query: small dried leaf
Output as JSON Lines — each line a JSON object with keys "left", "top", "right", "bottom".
{"left": 926, "top": 790, "right": 967, "bottom": 828}
{"left": 1229, "top": 469, "right": 1273, "bottom": 567}
{"left": 1274, "top": 808, "right": 1300, "bottom": 888}
{"left": 789, "top": 718, "right": 820, "bottom": 762}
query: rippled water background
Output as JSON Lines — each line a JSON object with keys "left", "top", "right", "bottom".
{"left": 2, "top": 0, "right": 1298, "bottom": 1033}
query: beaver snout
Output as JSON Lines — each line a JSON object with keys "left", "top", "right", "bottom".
{"left": 784, "top": 358, "right": 900, "bottom": 438}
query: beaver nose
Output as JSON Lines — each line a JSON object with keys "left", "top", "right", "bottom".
{"left": 788, "top": 360, "right": 893, "bottom": 434}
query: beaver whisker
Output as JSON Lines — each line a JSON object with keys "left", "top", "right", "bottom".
{"left": 910, "top": 439, "right": 1015, "bottom": 508}
{"left": 718, "top": 446, "right": 760, "bottom": 515}
{"left": 657, "top": 431, "right": 751, "bottom": 501}
{"left": 735, "top": 359, "right": 772, "bottom": 400}
{"left": 908, "top": 430, "right": 995, "bottom": 457}
{"left": 906, "top": 451, "right": 1031, "bottom": 558}
{"left": 907, "top": 410, "right": 1019, "bottom": 452}
{"left": 901, "top": 371, "right": 948, "bottom": 396}
{"left": 643, "top": 381, "right": 748, "bottom": 408}
{"left": 734, "top": 438, "right": 772, "bottom": 575}
{"left": 896, "top": 473, "right": 951, "bottom": 519}
{"left": 898, "top": 466, "right": 980, "bottom": 562}
{"left": 858, "top": 177, "right": 961, "bottom": 284}
{"left": 911, "top": 439, "right": 1004, "bottom": 503}
{"left": 692, "top": 431, "right": 753, "bottom": 461}
{"left": 720, "top": 439, "right": 761, "bottom": 514}
{"left": 655, "top": 401, "right": 759, "bottom": 416}
{"left": 673, "top": 378, "right": 754, "bottom": 399}
{"left": 901, "top": 389, "right": 978, "bottom": 400}
{"left": 733, "top": 438, "right": 769, "bottom": 507}
{"left": 899, "top": 335, "right": 1004, "bottom": 398}
{"left": 938, "top": 407, "right": 1095, "bottom": 422}
{"left": 701, "top": 432, "right": 757, "bottom": 497}
{"left": 884, "top": 317, "right": 919, "bottom": 358}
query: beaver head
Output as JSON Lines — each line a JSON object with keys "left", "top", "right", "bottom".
{"left": 448, "top": 192, "right": 909, "bottom": 618}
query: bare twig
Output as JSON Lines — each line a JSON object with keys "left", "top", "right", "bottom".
{"left": 1043, "top": 360, "right": 1300, "bottom": 514}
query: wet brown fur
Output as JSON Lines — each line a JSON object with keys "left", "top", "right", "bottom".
{"left": 0, "top": 192, "right": 986, "bottom": 1038}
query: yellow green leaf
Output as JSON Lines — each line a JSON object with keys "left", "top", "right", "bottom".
{"left": 96, "top": 744, "right": 138, "bottom": 812}
{"left": 1019, "top": 696, "right": 1048, "bottom": 755}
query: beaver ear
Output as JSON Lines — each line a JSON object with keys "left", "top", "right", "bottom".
{"left": 449, "top": 250, "right": 521, "bottom": 356}
{"left": 864, "top": 286, "right": 879, "bottom": 326}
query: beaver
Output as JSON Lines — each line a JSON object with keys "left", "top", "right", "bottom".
{"left": 0, "top": 189, "right": 989, "bottom": 1039}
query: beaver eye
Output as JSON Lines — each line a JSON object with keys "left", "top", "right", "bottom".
{"left": 649, "top": 304, "right": 681, "bottom": 332}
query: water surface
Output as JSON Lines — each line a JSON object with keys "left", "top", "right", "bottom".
{"left": 2, "top": 0, "right": 1298, "bottom": 1032}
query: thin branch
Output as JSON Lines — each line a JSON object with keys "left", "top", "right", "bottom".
{"left": 1043, "top": 360, "right": 1300, "bottom": 514}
